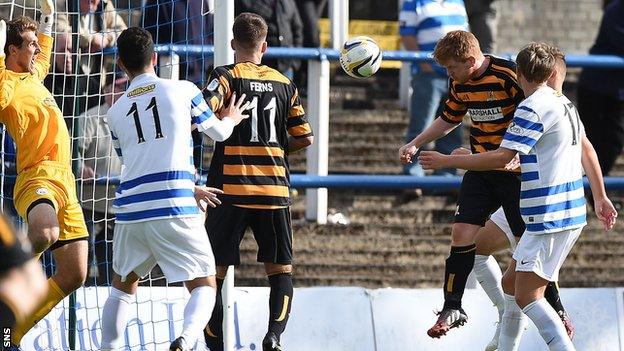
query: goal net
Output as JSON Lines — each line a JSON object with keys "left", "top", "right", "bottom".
{"left": 0, "top": 1, "right": 215, "bottom": 349}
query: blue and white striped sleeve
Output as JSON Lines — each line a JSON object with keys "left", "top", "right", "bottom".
{"left": 399, "top": 0, "right": 419, "bottom": 36}
{"left": 191, "top": 90, "right": 216, "bottom": 132}
{"left": 501, "top": 105, "right": 544, "bottom": 154}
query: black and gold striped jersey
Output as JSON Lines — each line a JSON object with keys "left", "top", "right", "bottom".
{"left": 441, "top": 56, "right": 525, "bottom": 156}
{"left": 203, "top": 62, "right": 312, "bottom": 208}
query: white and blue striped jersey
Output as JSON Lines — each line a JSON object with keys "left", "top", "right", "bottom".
{"left": 501, "top": 86, "right": 586, "bottom": 234}
{"left": 107, "top": 73, "right": 217, "bottom": 223}
{"left": 399, "top": 0, "right": 468, "bottom": 74}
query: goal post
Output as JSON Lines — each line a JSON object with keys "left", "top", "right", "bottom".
{"left": 212, "top": 2, "right": 236, "bottom": 351}
{"left": 0, "top": 1, "right": 219, "bottom": 349}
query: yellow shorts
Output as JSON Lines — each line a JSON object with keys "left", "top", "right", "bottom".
{"left": 13, "top": 162, "right": 88, "bottom": 242}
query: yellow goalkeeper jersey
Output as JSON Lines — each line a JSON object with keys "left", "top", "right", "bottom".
{"left": 0, "top": 33, "right": 71, "bottom": 173}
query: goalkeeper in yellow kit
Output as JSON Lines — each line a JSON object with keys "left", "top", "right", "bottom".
{"left": 0, "top": 1, "right": 88, "bottom": 348}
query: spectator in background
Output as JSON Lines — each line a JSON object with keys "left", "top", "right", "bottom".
{"left": 463, "top": 0, "right": 497, "bottom": 53}
{"left": 143, "top": 0, "right": 214, "bottom": 85}
{"left": 399, "top": 0, "right": 468, "bottom": 177}
{"left": 43, "top": 30, "right": 82, "bottom": 117}
{"left": 77, "top": 72, "right": 125, "bottom": 285}
{"left": 295, "top": 0, "right": 325, "bottom": 50}
{"left": 294, "top": 0, "right": 326, "bottom": 92}
{"left": 56, "top": 0, "right": 127, "bottom": 110}
{"left": 235, "top": 0, "right": 304, "bottom": 78}
{"left": 577, "top": 0, "right": 624, "bottom": 176}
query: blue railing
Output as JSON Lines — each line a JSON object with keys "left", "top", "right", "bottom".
{"left": 146, "top": 44, "right": 624, "bottom": 68}
{"left": 86, "top": 45, "right": 624, "bottom": 194}
{"left": 88, "top": 175, "right": 624, "bottom": 190}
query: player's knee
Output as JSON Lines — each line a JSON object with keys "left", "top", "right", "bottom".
{"left": 28, "top": 225, "right": 59, "bottom": 253}
{"left": 514, "top": 293, "right": 533, "bottom": 310}
{"left": 27, "top": 204, "right": 60, "bottom": 252}
{"left": 501, "top": 270, "right": 515, "bottom": 295}
{"left": 264, "top": 263, "right": 292, "bottom": 276}
{"left": 450, "top": 223, "right": 478, "bottom": 246}
{"left": 474, "top": 236, "right": 492, "bottom": 255}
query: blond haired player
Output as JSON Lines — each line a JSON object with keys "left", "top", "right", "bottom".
{"left": 420, "top": 42, "right": 617, "bottom": 350}
{"left": 0, "top": 1, "right": 89, "bottom": 348}
{"left": 452, "top": 45, "right": 617, "bottom": 350}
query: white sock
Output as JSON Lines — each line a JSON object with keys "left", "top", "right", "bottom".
{"left": 523, "top": 298, "right": 575, "bottom": 351}
{"left": 101, "top": 287, "right": 134, "bottom": 350}
{"left": 474, "top": 255, "right": 505, "bottom": 316}
{"left": 179, "top": 286, "right": 216, "bottom": 345}
{"left": 498, "top": 294, "right": 528, "bottom": 351}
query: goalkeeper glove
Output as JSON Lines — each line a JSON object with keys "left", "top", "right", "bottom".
{"left": 39, "top": 0, "right": 54, "bottom": 36}
{"left": 0, "top": 20, "right": 5, "bottom": 58}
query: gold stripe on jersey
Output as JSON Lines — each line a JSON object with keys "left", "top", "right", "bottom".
{"left": 289, "top": 104, "right": 305, "bottom": 118}
{"left": 229, "top": 63, "right": 292, "bottom": 84}
{"left": 290, "top": 90, "right": 299, "bottom": 106}
{"left": 491, "top": 63, "right": 516, "bottom": 79}
{"left": 223, "top": 164, "right": 286, "bottom": 177}
{"left": 224, "top": 146, "right": 285, "bottom": 157}
{"left": 288, "top": 124, "right": 313, "bottom": 137}
{"left": 208, "top": 95, "right": 221, "bottom": 112}
{"left": 218, "top": 75, "right": 231, "bottom": 100}
{"left": 223, "top": 184, "right": 290, "bottom": 197}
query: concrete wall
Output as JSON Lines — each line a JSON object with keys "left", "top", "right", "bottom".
{"left": 495, "top": 0, "right": 605, "bottom": 55}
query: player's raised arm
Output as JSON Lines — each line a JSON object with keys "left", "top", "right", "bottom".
{"left": 0, "top": 20, "right": 16, "bottom": 110}
{"left": 191, "top": 89, "right": 248, "bottom": 142}
{"left": 33, "top": 0, "right": 54, "bottom": 81}
{"left": 399, "top": 117, "right": 461, "bottom": 165}
{"left": 419, "top": 147, "right": 516, "bottom": 171}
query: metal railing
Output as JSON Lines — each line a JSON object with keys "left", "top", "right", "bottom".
{"left": 148, "top": 44, "right": 624, "bottom": 223}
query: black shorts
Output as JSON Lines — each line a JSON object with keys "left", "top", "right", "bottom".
{"left": 205, "top": 204, "right": 293, "bottom": 266}
{"left": 0, "top": 227, "right": 31, "bottom": 275}
{"left": 455, "top": 170, "right": 525, "bottom": 237}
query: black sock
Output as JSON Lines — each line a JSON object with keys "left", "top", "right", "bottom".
{"left": 544, "top": 281, "right": 565, "bottom": 315}
{"left": 0, "top": 298, "right": 16, "bottom": 330}
{"left": 204, "top": 278, "right": 224, "bottom": 351}
{"left": 443, "top": 244, "right": 476, "bottom": 310}
{"left": 267, "top": 273, "right": 293, "bottom": 339}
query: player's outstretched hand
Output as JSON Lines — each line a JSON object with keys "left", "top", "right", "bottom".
{"left": 450, "top": 147, "right": 471, "bottom": 156}
{"left": 194, "top": 186, "right": 224, "bottom": 212}
{"left": 399, "top": 143, "right": 418, "bottom": 165}
{"left": 221, "top": 92, "right": 249, "bottom": 126}
{"left": 0, "top": 20, "right": 6, "bottom": 58}
{"left": 40, "top": 0, "right": 54, "bottom": 16}
{"left": 418, "top": 150, "right": 447, "bottom": 170}
{"left": 504, "top": 152, "right": 520, "bottom": 171}
{"left": 594, "top": 195, "right": 617, "bottom": 231}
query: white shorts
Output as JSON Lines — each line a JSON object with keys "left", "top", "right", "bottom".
{"left": 512, "top": 227, "right": 582, "bottom": 282}
{"left": 113, "top": 216, "right": 216, "bottom": 283}
{"left": 489, "top": 207, "right": 517, "bottom": 253}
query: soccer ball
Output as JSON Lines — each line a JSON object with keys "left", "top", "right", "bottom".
{"left": 339, "top": 36, "right": 383, "bottom": 79}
